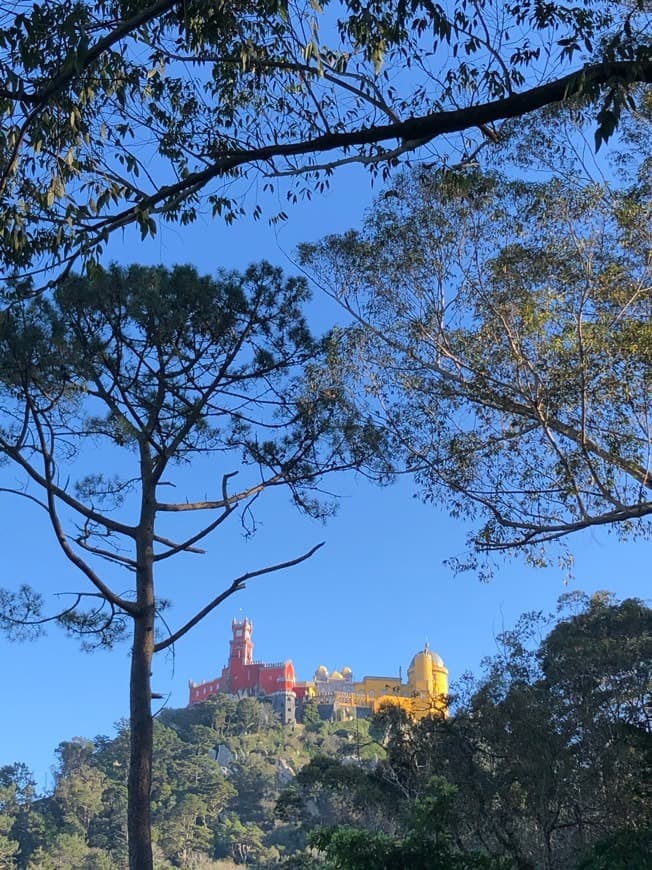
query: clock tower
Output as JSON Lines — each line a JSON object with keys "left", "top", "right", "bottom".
{"left": 229, "top": 618, "right": 254, "bottom": 666}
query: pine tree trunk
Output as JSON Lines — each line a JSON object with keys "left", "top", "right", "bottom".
{"left": 128, "top": 601, "right": 155, "bottom": 870}
{"left": 129, "top": 456, "right": 157, "bottom": 870}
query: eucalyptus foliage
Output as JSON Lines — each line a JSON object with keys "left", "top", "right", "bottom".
{"left": 1, "top": 0, "right": 651, "bottom": 286}
{"left": 301, "top": 146, "right": 652, "bottom": 573}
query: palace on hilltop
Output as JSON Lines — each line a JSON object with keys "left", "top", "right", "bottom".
{"left": 188, "top": 618, "right": 448, "bottom": 725}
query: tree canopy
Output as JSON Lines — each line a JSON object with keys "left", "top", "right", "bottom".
{"left": 1, "top": 0, "right": 651, "bottom": 286}
{"left": 3, "top": 593, "right": 649, "bottom": 868}
{"left": 0, "top": 261, "right": 384, "bottom": 867}
{"left": 301, "top": 131, "right": 652, "bottom": 572}
{"left": 0, "top": 261, "right": 380, "bottom": 640}
{"left": 294, "top": 593, "right": 652, "bottom": 870}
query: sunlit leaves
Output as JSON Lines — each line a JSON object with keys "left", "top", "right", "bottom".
{"left": 302, "top": 160, "right": 652, "bottom": 570}
{"left": 0, "top": 1, "right": 650, "bottom": 285}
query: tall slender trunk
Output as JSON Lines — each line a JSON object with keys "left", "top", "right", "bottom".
{"left": 128, "top": 595, "right": 155, "bottom": 870}
{"left": 129, "top": 451, "right": 157, "bottom": 870}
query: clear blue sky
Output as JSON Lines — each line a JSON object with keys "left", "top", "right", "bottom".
{"left": 2, "top": 165, "right": 650, "bottom": 792}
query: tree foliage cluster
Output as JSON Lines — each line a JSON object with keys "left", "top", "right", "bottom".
{"left": 282, "top": 593, "right": 652, "bottom": 869}
{"left": 0, "top": 694, "right": 376, "bottom": 869}
{"left": 1, "top": 0, "right": 651, "bottom": 285}
{"left": 1, "top": 593, "right": 649, "bottom": 868}
{"left": 301, "top": 103, "right": 652, "bottom": 575}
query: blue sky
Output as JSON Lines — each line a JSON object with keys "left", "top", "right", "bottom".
{"left": 2, "top": 164, "right": 650, "bottom": 791}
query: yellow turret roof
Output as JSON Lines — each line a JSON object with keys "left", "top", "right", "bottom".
{"left": 409, "top": 646, "right": 446, "bottom": 669}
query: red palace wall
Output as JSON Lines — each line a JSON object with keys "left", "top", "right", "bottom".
{"left": 188, "top": 620, "right": 296, "bottom": 705}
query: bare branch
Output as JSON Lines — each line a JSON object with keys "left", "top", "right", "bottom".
{"left": 0, "top": 435, "right": 136, "bottom": 537}
{"left": 269, "top": 138, "right": 442, "bottom": 178}
{"left": 25, "top": 398, "right": 139, "bottom": 615}
{"left": 153, "top": 508, "right": 233, "bottom": 562}
{"left": 155, "top": 475, "right": 284, "bottom": 512}
{"left": 74, "top": 536, "right": 138, "bottom": 570}
{"left": 152, "top": 532, "right": 206, "bottom": 556}
{"left": 154, "top": 542, "right": 325, "bottom": 652}
{"left": 0, "top": 486, "right": 49, "bottom": 513}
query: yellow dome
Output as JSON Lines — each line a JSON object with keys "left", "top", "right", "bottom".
{"left": 330, "top": 671, "right": 344, "bottom": 680}
{"left": 342, "top": 666, "right": 352, "bottom": 675}
{"left": 410, "top": 646, "right": 445, "bottom": 670}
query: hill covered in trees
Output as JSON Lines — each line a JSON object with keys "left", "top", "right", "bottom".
{"left": 1, "top": 592, "right": 650, "bottom": 869}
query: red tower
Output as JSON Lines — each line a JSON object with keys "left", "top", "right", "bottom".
{"left": 229, "top": 618, "right": 253, "bottom": 666}
{"left": 188, "top": 618, "right": 295, "bottom": 706}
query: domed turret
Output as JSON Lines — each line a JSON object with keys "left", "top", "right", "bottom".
{"left": 330, "top": 670, "right": 344, "bottom": 680}
{"left": 408, "top": 650, "right": 432, "bottom": 692}
{"left": 409, "top": 644, "right": 445, "bottom": 671}
{"left": 407, "top": 643, "right": 449, "bottom": 700}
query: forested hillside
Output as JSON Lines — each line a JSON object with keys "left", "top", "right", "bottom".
{"left": 1, "top": 593, "right": 650, "bottom": 869}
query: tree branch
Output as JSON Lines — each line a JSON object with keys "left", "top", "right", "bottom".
{"left": 0, "top": 436, "right": 136, "bottom": 537}
{"left": 154, "top": 473, "right": 238, "bottom": 561}
{"left": 155, "top": 475, "right": 284, "bottom": 512}
{"left": 154, "top": 542, "right": 325, "bottom": 652}
{"left": 0, "top": 591, "right": 105, "bottom": 627}
{"left": 84, "top": 58, "right": 652, "bottom": 247}
{"left": 23, "top": 399, "right": 139, "bottom": 615}
{"left": 479, "top": 500, "right": 652, "bottom": 549}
